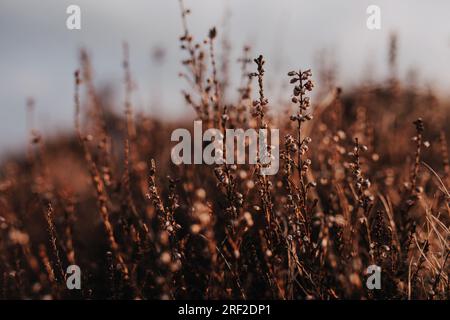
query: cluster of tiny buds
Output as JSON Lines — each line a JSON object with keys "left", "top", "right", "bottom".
{"left": 290, "top": 114, "right": 313, "bottom": 122}
{"left": 302, "top": 158, "right": 312, "bottom": 172}
{"left": 288, "top": 69, "right": 314, "bottom": 110}
{"left": 300, "top": 137, "right": 312, "bottom": 156}
{"left": 286, "top": 221, "right": 309, "bottom": 242}
{"left": 252, "top": 98, "right": 269, "bottom": 118}
{"left": 413, "top": 117, "right": 424, "bottom": 134}
{"left": 285, "top": 134, "right": 297, "bottom": 153}
{"left": 411, "top": 118, "right": 430, "bottom": 148}
{"left": 348, "top": 139, "right": 373, "bottom": 208}
{"left": 285, "top": 134, "right": 312, "bottom": 157}
{"left": 349, "top": 149, "right": 369, "bottom": 186}
{"left": 257, "top": 180, "right": 273, "bottom": 196}
{"left": 214, "top": 166, "right": 229, "bottom": 185}
{"left": 250, "top": 55, "right": 268, "bottom": 119}
{"left": 208, "top": 27, "right": 217, "bottom": 40}
{"left": 163, "top": 220, "right": 182, "bottom": 234}
{"left": 235, "top": 192, "right": 244, "bottom": 205}
{"left": 147, "top": 160, "right": 180, "bottom": 235}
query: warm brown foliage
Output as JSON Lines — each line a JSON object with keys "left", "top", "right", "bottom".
{"left": 0, "top": 3, "right": 449, "bottom": 300}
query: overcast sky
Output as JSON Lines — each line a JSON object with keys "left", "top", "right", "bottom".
{"left": 1, "top": 0, "right": 450, "bottom": 155}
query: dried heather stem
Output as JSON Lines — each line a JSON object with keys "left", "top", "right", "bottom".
{"left": 74, "top": 70, "right": 130, "bottom": 281}
{"left": 45, "top": 202, "right": 65, "bottom": 283}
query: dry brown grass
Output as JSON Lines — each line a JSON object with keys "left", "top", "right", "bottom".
{"left": 0, "top": 2, "right": 449, "bottom": 300}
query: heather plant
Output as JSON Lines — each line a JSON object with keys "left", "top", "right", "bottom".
{"left": 0, "top": 2, "right": 448, "bottom": 301}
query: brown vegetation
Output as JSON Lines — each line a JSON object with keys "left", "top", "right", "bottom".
{"left": 0, "top": 2, "right": 448, "bottom": 300}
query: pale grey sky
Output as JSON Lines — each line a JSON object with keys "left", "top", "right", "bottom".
{"left": 1, "top": 0, "right": 450, "bottom": 155}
